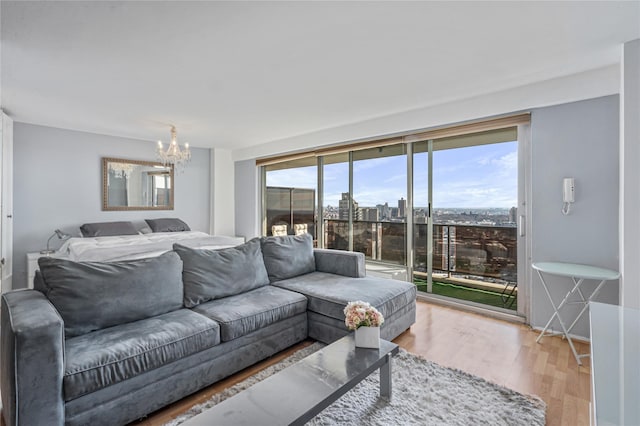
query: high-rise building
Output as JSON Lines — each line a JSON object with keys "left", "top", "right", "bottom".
{"left": 360, "top": 207, "right": 379, "bottom": 222}
{"left": 338, "top": 193, "right": 358, "bottom": 221}
{"left": 376, "top": 202, "right": 391, "bottom": 220}
{"left": 509, "top": 206, "right": 517, "bottom": 223}
{"left": 398, "top": 197, "right": 407, "bottom": 218}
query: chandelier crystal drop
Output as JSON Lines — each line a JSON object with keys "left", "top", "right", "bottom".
{"left": 156, "top": 125, "right": 191, "bottom": 171}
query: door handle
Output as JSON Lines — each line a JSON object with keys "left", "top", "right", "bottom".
{"left": 518, "top": 216, "right": 525, "bottom": 237}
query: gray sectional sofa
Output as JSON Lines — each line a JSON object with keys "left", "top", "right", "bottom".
{"left": 0, "top": 234, "right": 416, "bottom": 426}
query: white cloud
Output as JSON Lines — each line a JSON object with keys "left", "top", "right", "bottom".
{"left": 266, "top": 167, "right": 317, "bottom": 189}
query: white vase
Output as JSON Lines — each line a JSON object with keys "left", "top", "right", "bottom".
{"left": 355, "top": 326, "right": 380, "bottom": 348}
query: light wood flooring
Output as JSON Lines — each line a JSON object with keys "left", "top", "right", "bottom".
{"left": 138, "top": 300, "right": 591, "bottom": 425}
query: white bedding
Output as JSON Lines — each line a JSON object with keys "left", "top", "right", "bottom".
{"left": 57, "top": 231, "right": 244, "bottom": 262}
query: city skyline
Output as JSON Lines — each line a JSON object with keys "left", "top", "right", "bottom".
{"left": 266, "top": 140, "right": 518, "bottom": 209}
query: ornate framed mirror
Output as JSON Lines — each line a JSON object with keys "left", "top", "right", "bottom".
{"left": 102, "top": 157, "right": 174, "bottom": 211}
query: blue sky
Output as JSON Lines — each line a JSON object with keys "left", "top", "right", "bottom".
{"left": 266, "top": 141, "right": 517, "bottom": 209}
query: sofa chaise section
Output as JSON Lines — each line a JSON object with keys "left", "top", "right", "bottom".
{"left": 273, "top": 270, "right": 417, "bottom": 343}
{"left": 262, "top": 235, "right": 417, "bottom": 344}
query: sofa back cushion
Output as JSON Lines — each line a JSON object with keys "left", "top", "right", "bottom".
{"left": 260, "top": 233, "right": 316, "bottom": 282}
{"left": 38, "top": 251, "right": 184, "bottom": 338}
{"left": 174, "top": 238, "right": 270, "bottom": 308}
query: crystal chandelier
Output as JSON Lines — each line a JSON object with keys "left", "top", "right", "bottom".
{"left": 108, "top": 162, "right": 136, "bottom": 178}
{"left": 156, "top": 126, "right": 191, "bottom": 170}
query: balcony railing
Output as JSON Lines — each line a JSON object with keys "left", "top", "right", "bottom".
{"left": 264, "top": 214, "right": 517, "bottom": 309}
{"left": 324, "top": 219, "right": 517, "bottom": 283}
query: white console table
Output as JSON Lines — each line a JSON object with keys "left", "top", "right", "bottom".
{"left": 26, "top": 252, "right": 60, "bottom": 288}
{"left": 26, "top": 252, "right": 42, "bottom": 289}
{"left": 590, "top": 302, "right": 640, "bottom": 426}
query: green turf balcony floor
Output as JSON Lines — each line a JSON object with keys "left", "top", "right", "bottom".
{"left": 414, "top": 279, "right": 517, "bottom": 310}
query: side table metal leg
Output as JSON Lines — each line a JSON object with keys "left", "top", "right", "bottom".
{"left": 565, "top": 279, "right": 607, "bottom": 335}
{"left": 534, "top": 270, "right": 583, "bottom": 364}
{"left": 535, "top": 270, "right": 584, "bottom": 343}
{"left": 555, "top": 311, "right": 583, "bottom": 365}
{"left": 380, "top": 353, "right": 392, "bottom": 399}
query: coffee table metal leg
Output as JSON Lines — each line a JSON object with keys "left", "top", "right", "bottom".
{"left": 380, "top": 353, "right": 392, "bottom": 399}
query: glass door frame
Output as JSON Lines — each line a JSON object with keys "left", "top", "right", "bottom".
{"left": 411, "top": 133, "right": 526, "bottom": 318}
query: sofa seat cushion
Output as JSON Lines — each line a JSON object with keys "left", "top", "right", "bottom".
{"left": 64, "top": 309, "right": 220, "bottom": 402}
{"left": 272, "top": 272, "right": 416, "bottom": 321}
{"left": 192, "top": 286, "right": 307, "bottom": 342}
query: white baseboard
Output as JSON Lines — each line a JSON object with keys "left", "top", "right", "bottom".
{"left": 530, "top": 325, "right": 590, "bottom": 344}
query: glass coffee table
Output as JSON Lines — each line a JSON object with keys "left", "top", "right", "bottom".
{"left": 181, "top": 334, "right": 399, "bottom": 425}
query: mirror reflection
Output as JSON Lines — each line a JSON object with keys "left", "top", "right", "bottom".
{"left": 102, "top": 157, "right": 174, "bottom": 211}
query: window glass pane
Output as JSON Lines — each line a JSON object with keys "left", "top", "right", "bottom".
{"left": 265, "top": 187, "right": 291, "bottom": 236}
{"left": 265, "top": 163, "right": 317, "bottom": 239}
{"left": 292, "top": 188, "right": 315, "bottom": 238}
{"left": 352, "top": 144, "right": 407, "bottom": 265}
{"left": 323, "top": 153, "right": 349, "bottom": 250}
{"left": 413, "top": 149, "right": 429, "bottom": 281}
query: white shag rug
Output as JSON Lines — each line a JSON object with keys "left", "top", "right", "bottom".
{"left": 164, "top": 343, "right": 546, "bottom": 426}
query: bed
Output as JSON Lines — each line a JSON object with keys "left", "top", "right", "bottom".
{"left": 57, "top": 231, "right": 245, "bottom": 262}
{"left": 27, "top": 220, "right": 245, "bottom": 288}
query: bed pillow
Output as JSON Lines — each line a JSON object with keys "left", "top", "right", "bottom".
{"left": 260, "top": 233, "right": 316, "bottom": 282}
{"left": 80, "top": 221, "right": 138, "bottom": 237}
{"left": 174, "top": 238, "right": 270, "bottom": 308}
{"left": 38, "top": 251, "right": 184, "bottom": 338}
{"left": 145, "top": 218, "right": 191, "bottom": 232}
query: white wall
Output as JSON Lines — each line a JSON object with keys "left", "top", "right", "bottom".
{"left": 530, "top": 95, "right": 620, "bottom": 337}
{"left": 620, "top": 39, "right": 640, "bottom": 309}
{"left": 13, "top": 123, "right": 212, "bottom": 288}
{"left": 211, "top": 148, "right": 235, "bottom": 236}
{"left": 234, "top": 65, "right": 619, "bottom": 162}
{"left": 234, "top": 159, "right": 260, "bottom": 240}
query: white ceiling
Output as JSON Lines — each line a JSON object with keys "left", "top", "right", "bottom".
{"left": 1, "top": 1, "right": 639, "bottom": 150}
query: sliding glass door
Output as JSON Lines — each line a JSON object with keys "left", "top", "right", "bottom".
{"left": 260, "top": 122, "right": 527, "bottom": 316}
{"left": 413, "top": 129, "right": 519, "bottom": 312}
{"left": 352, "top": 144, "right": 407, "bottom": 265}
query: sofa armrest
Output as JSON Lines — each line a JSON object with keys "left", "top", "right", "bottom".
{"left": 314, "top": 249, "right": 366, "bottom": 278}
{"left": 1, "top": 290, "right": 65, "bottom": 426}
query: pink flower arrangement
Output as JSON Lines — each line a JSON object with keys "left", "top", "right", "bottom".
{"left": 343, "top": 301, "right": 384, "bottom": 330}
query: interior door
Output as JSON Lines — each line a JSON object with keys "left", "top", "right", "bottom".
{"left": 1, "top": 112, "right": 14, "bottom": 293}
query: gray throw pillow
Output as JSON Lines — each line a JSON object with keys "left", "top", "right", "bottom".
{"left": 145, "top": 218, "right": 190, "bottom": 232}
{"left": 38, "top": 251, "right": 184, "bottom": 338}
{"left": 174, "top": 238, "right": 270, "bottom": 308}
{"left": 260, "top": 233, "right": 316, "bottom": 282}
{"left": 80, "top": 221, "right": 138, "bottom": 237}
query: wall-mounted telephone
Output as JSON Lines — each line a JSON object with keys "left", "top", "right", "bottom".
{"left": 562, "top": 177, "right": 575, "bottom": 215}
